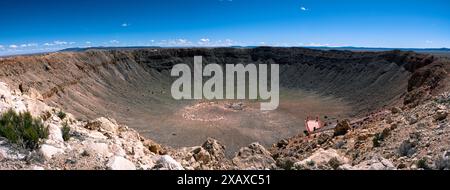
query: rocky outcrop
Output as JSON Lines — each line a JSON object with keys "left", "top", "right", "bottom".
{"left": 339, "top": 156, "right": 395, "bottom": 170}
{"left": 171, "top": 138, "right": 230, "bottom": 170}
{"left": 107, "top": 156, "right": 136, "bottom": 170}
{"left": 294, "top": 148, "right": 350, "bottom": 170}
{"left": 0, "top": 82, "right": 183, "bottom": 170}
{"left": 232, "top": 143, "right": 276, "bottom": 170}
{"left": 270, "top": 91, "right": 450, "bottom": 170}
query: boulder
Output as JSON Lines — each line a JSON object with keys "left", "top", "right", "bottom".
{"left": 391, "top": 107, "right": 402, "bottom": 114}
{"left": 85, "top": 117, "right": 119, "bottom": 135}
{"left": 434, "top": 110, "right": 448, "bottom": 121}
{"left": 39, "top": 144, "right": 64, "bottom": 160}
{"left": 46, "top": 123, "right": 64, "bottom": 143}
{"left": 84, "top": 141, "right": 111, "bottom": 157}
{"left": 202, "top": 138, "right": 226, "bottom": 161}
{"left": 107, "top": 156, "right": 136, "bottom": 170}
{"left": 193, "top": 147, "right": 211, "bottom": 163}
{"left": 334, "top": 120, "right": 351, "bottom": 136}
{"left": 143, "top": 139, "right": 164, "bottom": 155}
{"left": 232, "top": 143, "right": 276, "bottom": 170}
{"left": 154, "top": 155, "right": 184, "bottom": 170}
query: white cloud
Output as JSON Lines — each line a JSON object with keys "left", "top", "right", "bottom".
{"left": 0, "top": 45, "right": 4, "bottom": 49}
{"left": 306, "top": 43, "right": 330, "bottom": 47}
{"left": 43, "top": 41, "right": 70, "bottom": 46}
{"left": 20, "top": 43, "right": 38, "bottom": 48}
{"left": 300, "top": 6, "right": 308, "bottom": 11}
{"left": 154, "top": 38, "right": 238, "bottom": 47}
{"left": 178, "top": 39, "right": 188, "bottom": 44}
{"left": 109, "top": 40, "right": 120, "bottom": 44}
{"left": 198, "top": 38, "right": 212, "bottom": 45}
{"left": 85, "top": 41, "right": 92, "bottom": 44}
{"left": 54, "top": 41, "right": 68, "bottom": 45}
{"left": 69, "top": 42, "right": 76, "bottom": 45}
{"left": 9, "top": 45, "right": 18, "bottom": 49}
{"left": 425, "top": 40, "right": 433, "bottom": 44}
{"left": 121, "top": 23, "right": 129, "bottom": 27}
{"left": 155, "top": 39, "right": 193, "bottom": 46}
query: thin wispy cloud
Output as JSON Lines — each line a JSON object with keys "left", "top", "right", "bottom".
{"left": 9, "top": 45, "right": 18, "bottom": 49}
{"left": 121, "top": 23, "right": 130, "bottom": 27}
{"left": 0, "top": 45, "right": 4, "bottom": 49}
{"left": 54, "top": 41, "right": 68, "bottom": 45}
{"left": 109, "top": 40, "right": 120, "bottom": 44}
{"left": 20, "top": 43, "right": 38, "bottom": 48}
{"left": 166, "top": 39, "right": 192, "bottom": 46}
{"left": 43, "top": 41, "right": 70, "bottom": 46}
{"left": 300, "top": 6, "right": 308, "bottom": 11}
{"left": 306, "top": 42, "right": 330, "bottom": 47}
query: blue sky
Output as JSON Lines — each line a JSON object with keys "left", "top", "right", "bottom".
{"left": 0, "top": 0, "right": 449, "bottom": 55}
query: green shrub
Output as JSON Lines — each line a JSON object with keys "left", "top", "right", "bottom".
{"left": 372, "top": 133, "right": 383, "bottom": 147}
{"left": 0, "top": 109, "right": 48, "bottom": 149}
{"left": 57, "top": 111, "right": 66, "bottom": 120}
{"left": 61, "top": 122, "right": 71, "bottom": 141}
{"left": 417, "top": 158, "right": 431, "bottom": 170}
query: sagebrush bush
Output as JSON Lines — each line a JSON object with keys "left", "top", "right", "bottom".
{"left": 0, "top": 109, "right": 48, "bottom": 149}
{"left": 372, "top": 133, "right": 383, "bottom": 147}
{"left": 417, "top": 158, "right": 431, "bottom": 170}
{"left": 61, "top": 121, "right": 71, "bottom": 141}
{"left": 57, "top": 111, "right": 66, "bottom": 120}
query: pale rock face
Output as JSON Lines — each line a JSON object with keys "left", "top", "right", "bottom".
{"left": 0, "top": 82, "right": 14, "bottom": 113}
{"left": 30, "top": 165, "right": 45, "bottom": 170}
{"left": 154, "top": 155, "right": 184, "bottom": 170}
{"left": 0, "top": 146, "right": 8, "bottom": 161}
{"left": 25, "top": 88, "right": 44, "bottom": 101}
{"left": 339, "top": 156, "right": 396, "bottom": 170}
{"left": 85, "top": 131, "right": 108, "bottom": 140}
{"left": 294, "top": 148, "right": 350, "bottom": 169}
{"left": 84, "top": 141, "right": 111, "bottom": 157}
{"left": 47, "top": 123, "right": 64, "bottom": 143}
{"left": 107, "top": 156, "right": 136, "bottom": 170}
{"left": 39, "top": 144, "right": 64, "bottom": 160}
{"left": 87, "top": 117, "right": 119, "bottom": 135}
{"left": 24, "top": 97, "right": 50, "bottom": 116}
{"left": 109, "top": 143, "right": 126, "bottom": 157}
